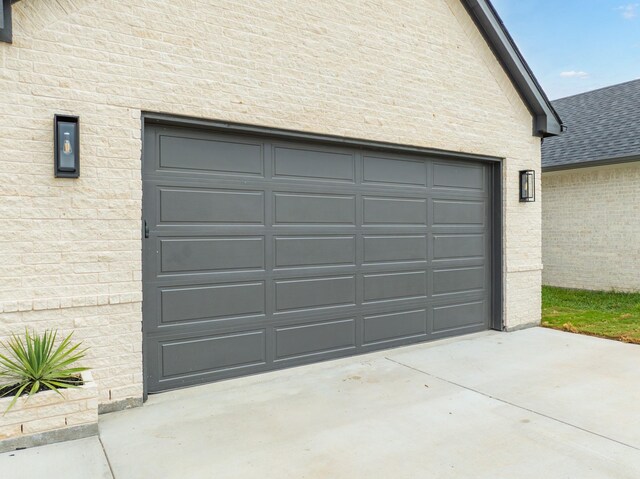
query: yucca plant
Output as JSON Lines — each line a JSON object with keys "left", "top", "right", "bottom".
{"left": 0, "top": 329, "right": 89, "bottom": 414}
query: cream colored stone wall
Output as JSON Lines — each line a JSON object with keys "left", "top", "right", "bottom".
{"left": 542, "top": 162, "right": 640, "bottom": 292}
{"left": 0, "top": 0, "right": 542, "bottom": 405}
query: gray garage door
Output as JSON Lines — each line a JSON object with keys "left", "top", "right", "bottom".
{"left": 143, "top": 123, "right": 495, "bottom": 393}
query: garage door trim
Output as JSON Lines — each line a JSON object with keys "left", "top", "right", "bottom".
{"left": 143, "top": 112, "right": 503, "bottom": 164}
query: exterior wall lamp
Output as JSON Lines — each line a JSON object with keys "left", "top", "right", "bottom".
{"left": 0, "top": 0, "right": 12, "bottom": 44}
{"left": 519, "top": 169, "right": 535, "bottom": 202}
{"left": 54, "top": 115, "right": 80, "bottom": 178}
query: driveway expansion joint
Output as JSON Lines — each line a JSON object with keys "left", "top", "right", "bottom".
{"left": 384, "top": 356, "right": 640, "bottom": 452}
{"left": 98, "top": 436, "right": 116, "bottom": 479}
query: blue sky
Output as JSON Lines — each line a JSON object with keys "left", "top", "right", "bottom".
{"left": 491, "top": 0, "right": 640, "bottom": 99}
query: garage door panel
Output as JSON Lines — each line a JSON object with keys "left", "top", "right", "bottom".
{"left": 363, "top": 197, "right": 427, "bottom": 225}
{"left": 432, "top": 300, "right": 486, "bottom": 333}
{"left": 432, "top": 266, "right": 485, "bottom": 296}
{"left": 274, "top": 236, "right": 355, "bottom": 268}
{"left": 429, "top": 189, "right": 489, "bottom": 201}
{"left": 149, "top": 270, "right": 270, "bottom": 289}
{"left": 363, "top": 271, "right": 427, "bottom": 303}
{"left": 362, "top": 155, "right": 427, "bottom": 187}
{"left": 143, "top": 125, "right": 495, "bottom": 392}
{"left": 160, "top": 237, "right": 265, "bottom": 274}
{"left": 273, "top": 146, "right": 355, "bottom": 182}
{"left": 363, "top": 309, "right": 428, "bottom": 345}
{"left": 274, "top": 193, "right": 356, "bottom": 225}
{"left": 159, "top": 188, "right": 264, "bottom": 224}
{"left": 433, "top": 234, "right": 485, "bottom": 261}
{"left": 159, "top": 134, "right": 264, "bottom": 177}
{"left": 275, "top": 318, "right": 356, "bottom": 361}
{"left": 363, "top": 235, "right": 427, "bottom": 264}
{"left": 433, "top": 162, "right": 485, "bottom": 191}
{"left": 153, "top": 300, "right": 438, "bottom": 341}
{"left": 158, "top": 330, "right": 266, "bottom": 379}
{"left": 160, "top": 282, "right": 265, "bottom": 324}
{"left": 432, "top": 199, "right": 485, "bottom": 226}
{"left": 275, "top": 275, "right": 356, "bottom": 312}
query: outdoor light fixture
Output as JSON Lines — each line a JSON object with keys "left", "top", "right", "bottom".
{"left": 54, "top": 115, "right": 80, "bottom": 178}
{"left": 519, "top": 169, "right": 535, "bottom": 202}
{"left": 0, "top": 0, "right": 12, "bottom": 44}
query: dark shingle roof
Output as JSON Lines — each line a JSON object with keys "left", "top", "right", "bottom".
{"left": 542, "top": 79, "right": 640, "bottom": 170}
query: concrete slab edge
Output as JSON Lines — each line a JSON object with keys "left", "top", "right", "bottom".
{"left": 98, "top": 397, "right": 143, "bottom": 415}
{"left": 0, "top": 423, "right": 99, "bottom": 454}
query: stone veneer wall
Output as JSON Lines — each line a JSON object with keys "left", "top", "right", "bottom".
{"left": 542, "top": 162, "right": 640, "bottom": 292}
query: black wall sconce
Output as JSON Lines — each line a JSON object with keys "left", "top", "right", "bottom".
{"left": 54, "top": 115, "right": 80, "bottom": 178}
{"left": 0, "top": 0, "right": 12, "bottom": 44}
{"left": 519, "top": 170, "right": 535, "bottom": 202}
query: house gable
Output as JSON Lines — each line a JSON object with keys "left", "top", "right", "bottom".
{"left": 4, "top": 0, "right": 561, "bottom": 137}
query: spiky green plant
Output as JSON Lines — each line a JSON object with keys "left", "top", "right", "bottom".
{"left": 0, "top": 329, "right": 89, "bottom": 413}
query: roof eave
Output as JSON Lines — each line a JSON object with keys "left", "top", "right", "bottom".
{"left": 535, "top": 114, "right": 563, "bottom": 137}
{"left": 542, "top": 154, "right": 640, "bottom": 172}
{"left": 462, "top": 0, "right": 563, "bottom": 138}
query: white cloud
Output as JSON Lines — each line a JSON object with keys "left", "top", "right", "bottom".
{"left": 617, "top": 3, "right": 639, "bottom": 19}
{"left": 560, "top": 71, "right": 589, "bottom": 79}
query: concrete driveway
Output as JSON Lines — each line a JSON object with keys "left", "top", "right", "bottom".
{"left": 3, "top": 327, "right": 640, "bottom": 478}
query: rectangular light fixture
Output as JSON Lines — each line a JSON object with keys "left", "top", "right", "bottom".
{"left": 0, "top": 0, "right": 11, "bottom": 44}
{"left": 519, "top": 169, "right": 535, "bottom": 202}
{"left": 54, "top": 115, "right": 80, "bottom": 178}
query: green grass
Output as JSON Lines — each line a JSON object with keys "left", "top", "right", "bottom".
{"left": 542, "top": 286, "right": 640, "bottom": 343}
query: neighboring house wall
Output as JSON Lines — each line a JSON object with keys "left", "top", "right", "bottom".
{"left": 542, "top": 162, "right": 640, "bottom": 292}
{"left": 0, "top": 0, "right": 542, "bottom": 407}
